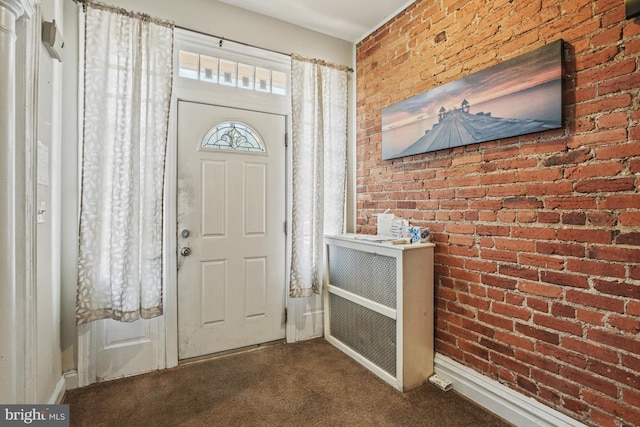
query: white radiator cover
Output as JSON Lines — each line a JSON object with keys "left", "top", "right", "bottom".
{"left": 324, "top": 234, "right": 435, "bottom": 391}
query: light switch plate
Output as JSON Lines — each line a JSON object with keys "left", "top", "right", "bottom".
{"left": 37, "top": 201, "right": 46, "bottom": 224}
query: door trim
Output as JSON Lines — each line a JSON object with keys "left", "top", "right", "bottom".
{"left": 167, "top": 98, "right": 291, "bottom": 367}
{"left": 166, "top": 29, "right": 293, "bottom": 368}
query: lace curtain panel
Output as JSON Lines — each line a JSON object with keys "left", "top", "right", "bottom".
{"left": 76, "top": 2, "right": 174, "bottom": 324}
{"left": 289, "top": 56, "right": 349, "bottom": 297}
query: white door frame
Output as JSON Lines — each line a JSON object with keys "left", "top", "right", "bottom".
{"left": 165, "top": 29, "right": 295, "bottom": 368}
{"left": 1, "top": 0, "right": 40, "bottom": 403}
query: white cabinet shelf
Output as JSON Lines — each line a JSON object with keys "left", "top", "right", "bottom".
{"left": 323, "top": 234, "right": 435, "bottom": 392}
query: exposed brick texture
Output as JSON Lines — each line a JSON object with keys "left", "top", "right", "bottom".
{"left": 355, "top": 1, "right": 639, "bottom": 426}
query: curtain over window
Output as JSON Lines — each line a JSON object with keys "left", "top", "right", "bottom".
{"left": 289, "top": 55, "right": 349, "bottom": 297}
{"left": 76, "top": 1, "right": 174, "bottom": 324}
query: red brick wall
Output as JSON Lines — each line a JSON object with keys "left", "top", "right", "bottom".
{"left": 355, "top": 1, "right": 640, "bottom": 425}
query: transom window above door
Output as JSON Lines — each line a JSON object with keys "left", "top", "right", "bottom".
{"left": 202, "top": 121, "right": 266, "bottom": 153}
{"left": 179, "top": 50, "right": 287, "bottom": 96}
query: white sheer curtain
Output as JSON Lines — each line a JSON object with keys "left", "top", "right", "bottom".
{"left": 289, "top": 55, "right": 349, "bottom": 297}
{"left": 76, "top": 2, "right": 174, "bottom": 324}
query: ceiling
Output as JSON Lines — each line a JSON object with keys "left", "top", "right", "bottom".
{"left": 217, "top": 0, "right": 416, "bottom": 43}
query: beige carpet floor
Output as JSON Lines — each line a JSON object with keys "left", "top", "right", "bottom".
{"left": 64, "top": 338, "right": 513, "bottom": 426}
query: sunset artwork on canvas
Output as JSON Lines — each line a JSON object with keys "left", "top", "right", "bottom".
{"left": 382, "top": 39, "right": 564, "bottom": 160}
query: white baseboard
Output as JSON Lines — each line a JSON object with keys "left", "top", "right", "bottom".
{"left": 63, "top": 370, "right": 79, "bottom": 391}
{"left": 434, "top": 354, "right": 587, "bottom": 427}
{"left": 48, "top": 376, "right": 67, "bottom": 404}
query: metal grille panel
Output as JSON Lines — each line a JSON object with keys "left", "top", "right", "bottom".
{"left": 328, "top": 293, "right": 397, "bottom": 377}
{"left": 327, "top": 245, "right": 396, "bottom": 309}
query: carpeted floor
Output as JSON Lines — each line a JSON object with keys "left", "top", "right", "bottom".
{"left": 64, "top": 338, "right": 513, "bottom": 426}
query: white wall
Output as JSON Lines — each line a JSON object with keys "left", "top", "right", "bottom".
{"left": 105, "top": 0, "right": 353, "bottom": 66}
{"left": 60, "top": 0, "right": 79, "bottom": 376}
{"left": 60, "top": 0, "right": 354, "bottom": 374}
{"left": 33, "top": 0, "right": 64, "bottom": 402}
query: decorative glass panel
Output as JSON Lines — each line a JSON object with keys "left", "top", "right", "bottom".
{"left": 272, "top": 70, "right": 287, "bottom": 95}
{"left": 179, "top": 50, "right": 199, "bottom": 79}
{"left": 238, "top": 63, "right": 255, "bottom": 90}
{"left": 203, "top": 122, "right": 266, "bottom": 152}
{"left": 219, "top": 59, "right": 237, "bottom": 86}
{"left": 255, "top": 67, "right": 271, "bottom": 93}
{"left": 200, "top": 55, "right": 219, "bottom": 83}
{"left": 177, "top": 50, "right": 287, "bottom": 96}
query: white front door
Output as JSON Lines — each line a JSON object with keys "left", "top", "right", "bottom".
{"left": 177, "top": 101, "right": 286, "bottom": 360}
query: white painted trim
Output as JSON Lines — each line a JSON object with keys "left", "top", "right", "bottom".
{"left": 284, "top": 100, "right": 295, "bottom": 343}
{"left": 287, "top": 296, "right": 324, "bottom": 342}
{"left": 19, "top": 0, "right": 36, "bottom": 17}
{"left": 15, "top": 1, "right": 40, "bottom": 404}
{"left": 170, "top": 28, "right": 295, "bottom": 360}
{"left": 48, "top": 376, "right": 66, "bottom": 404}
{"left": 304, "top": 309, "right": 323, "bottom": 319}
{"left": 2, "top": 0, "right": 41, "bottom": 404}
{"left": 327, "top": 284, "right": 397, "bottom": 319}
{"left": 285, "top": 298, "right": 300, "bottom": 343}
{"left": 173, "top": 28, "right": 291, "bottom": 116}
{"left": 77, "top": 323, "right": 97, "bottom": 387}
{"left": 434, "top": 354, "right": 588, "bottom": 427}
{"left": 164, "top": 92, "right": 179, "bottom": 368}
{"left": 394, "top": 250, "right": 404, "bottom": 393}
{"left": 75, "top": 5, "right": 96, "bottom": 388}
{"left": 0, "top": 0, "right": 24, "bottom": 16}
{"left": 346, "top": 45, "right": 356, "bottom": 234}
{"left": 24, "top": 5, "right": 39, "bottom": 403}
{"left": 63, "top": 370, "right": 78, "bottom": 391}
{"left": 326, "top": 334, "right": 402, "bottom": 391}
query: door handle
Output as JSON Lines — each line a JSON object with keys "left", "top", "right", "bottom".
{"left": 180, "top": 247, "right": 192, "bottom": 257}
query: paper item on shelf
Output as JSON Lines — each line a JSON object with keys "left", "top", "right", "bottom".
{"left": 340, "top": 233, "right": 399, "bottom": 242}
{"left": 390, "top": 238, "right": 411, "bottom": 245}
{"left": 376, "top": 213, "right": 395, "bottom": 236}
{"left": 391, "top": 218, "right": 408, "bottom": 238}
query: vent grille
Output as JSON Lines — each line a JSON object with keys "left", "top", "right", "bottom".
{"left": 328, "top": 293, "right": 397, "bottom": 376}
{"left": 327, "top": 245, "right": 396, "bottom": 309}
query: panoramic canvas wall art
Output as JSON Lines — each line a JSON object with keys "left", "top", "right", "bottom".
{"left": 382, "top": 39, "right": 564, "bottom": 160}
{"left": 626, "top": 0, "right": 640, "bottom": 19}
